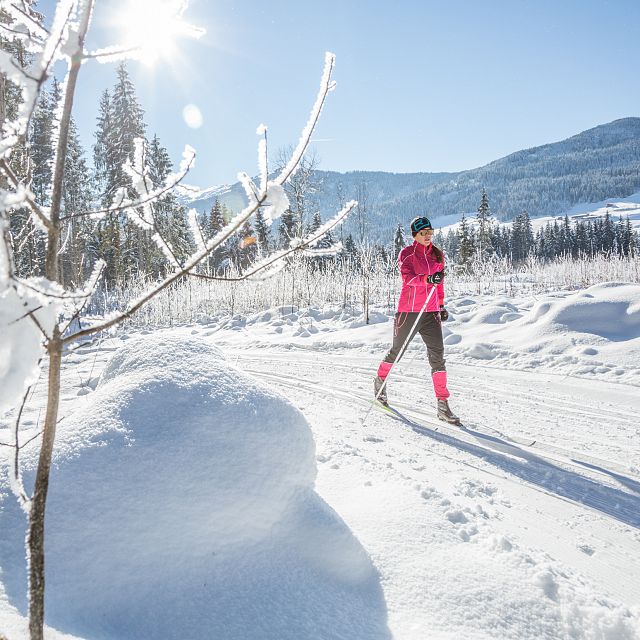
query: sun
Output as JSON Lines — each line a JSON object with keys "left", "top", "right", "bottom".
{"left": 117, "top": 0, "right": 204, "bottom": 65}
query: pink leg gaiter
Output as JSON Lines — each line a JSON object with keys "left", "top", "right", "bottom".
{"left": 377, "top": 362, "right": 393, "bottom": 380}
{"left": 432, "top": 370, "right": 450, "bottom": 400}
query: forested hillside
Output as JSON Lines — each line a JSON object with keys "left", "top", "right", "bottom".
{"left": 184, "top": 118, "right": 640, "bottom": 241}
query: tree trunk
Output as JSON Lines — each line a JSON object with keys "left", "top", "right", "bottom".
{"left": 28, "top": 5, "right": 95, "bottom": 637}
{"left": 28, "top": 327, "right": 62, "bottom": 640}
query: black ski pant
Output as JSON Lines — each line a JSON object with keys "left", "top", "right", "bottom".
{"left": 381, "top": 311, "right": 446, "bottom": 375}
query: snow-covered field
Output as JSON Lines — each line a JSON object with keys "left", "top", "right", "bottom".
{"left": 1, "top": 282, "right": 640, "bottom": 639}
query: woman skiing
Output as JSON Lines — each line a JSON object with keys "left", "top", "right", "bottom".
{"left": 374, "top": 215, "right": 460, "bottom": 424}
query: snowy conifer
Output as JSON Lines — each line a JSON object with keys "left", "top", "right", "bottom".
{"left": 93, "top": 89, "right": 114, "bottom": 206}
{"left": 254, "top": 208, "right": 271, "bottom": 255}
{"left": 393, "top": 222, "right": 406, "bottom": 257}
{"left": 457, "top": 214, "right": 475, "bottom": 267}
{"left": 60, "top": 118, "right": 96, "bottom": 285}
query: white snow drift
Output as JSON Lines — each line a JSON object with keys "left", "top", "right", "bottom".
{"left": 0, "top": 334, "right": 389, "bottom": 640}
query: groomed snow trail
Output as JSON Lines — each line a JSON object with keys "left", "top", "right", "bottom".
{"left": 228, "top": 345, "right": 640, "bottom": 638}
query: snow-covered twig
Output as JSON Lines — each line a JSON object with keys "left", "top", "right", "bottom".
{"left": 274, "top": 52, "right": 336, "bottom": 186}
{"left": 189, "top": 200, "right": 356, "bottom": 283}
{"left": 0, "top": 1, "right": 49, "bottom": 41}
{"left": 59, "top": 145, "right": 196, "bottom": 221}
{"left": 187, "top": 208, "right": 206, "bottom": 252}
{"left": 9, "top": 385, "right": 33, "bottom": 513}
{"left": 63, "top": 52, "right": 340, "bottom": 343}
{"left": 257, "top": 124, "right": 268, "bottom": 196}
{"left": 82, "top": 44, "right": 140, "bottom": 63}
{"left": 0, "top": 159, "right": 52, "bottom": 230}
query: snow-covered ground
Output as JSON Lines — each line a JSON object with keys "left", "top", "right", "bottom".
{"left": 1, "top": 282, "right": 640, "bottom": 639}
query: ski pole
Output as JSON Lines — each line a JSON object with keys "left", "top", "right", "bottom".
{"left": 362, "top": 284, "right": 437, "bottom": 426}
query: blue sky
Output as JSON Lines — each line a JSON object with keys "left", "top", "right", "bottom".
{"left": 43, "top": 0, "right": 640, "bottom": 187}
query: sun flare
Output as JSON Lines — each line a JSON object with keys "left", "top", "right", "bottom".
{"left": 117, "top": 0, "right": 204, "bottom": 65}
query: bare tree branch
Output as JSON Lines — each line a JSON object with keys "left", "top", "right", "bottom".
{"left": 81, "top": 46, "right": 138, "bottom": 61}
{"left": 62, "top": 192, "right": 269, "bottom": 344}
{"left": 0, "top": 158, "right": 52, "bottom": 230}
{"left": 189, "top": 200, "right": 356, "bottom": 283}
{"left": 59, "top": 151, "right": 195, "bottom": 221}
{"left": 2, "top": 1, "right": 49, "bottom": 39}
{"left": 11, "top": 383, "right": 33, "bottom": 509}
{"left": 275, "top": 52, "right": 336, "bottom": 186}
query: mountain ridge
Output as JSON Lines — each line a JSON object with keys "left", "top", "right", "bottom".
{"left": 181, "top": 117, "right": 640, "bottom": 240}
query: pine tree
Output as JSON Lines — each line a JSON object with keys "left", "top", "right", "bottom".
{"left": 60, "top": 117, "right": 96, "bottom": 285}
{"left": 93, "top": 64, "right": 147, "bottom": 283}
{"left": 443, "top": 229, "right": 459, "bottom": 262}
{"left": 306, "top": 210, "right": 322, "bottom": 235}
{"left": 602, "top": 212, "right": 615, "bottom": 254}
{"left": 109, "top": 62, "right": 146, "bottom": 198}
{"left": 574, "top": 220, "right": 589, "bottom": 256}
{"left": 147, "top": 134, "right": 192, "bottom": 274}
{"left": 393, "top": 222, "right": 406, "bottom": 257}
{"left": 30, "top": 88, "right": 55, "bottom": 205}
{"left": 622, "top": 217, "right": 633, "bottom": 256}
{"left": 343, "top": 233, "right": 358, "bottom": 264}
{"left": 561, "top": 215, "right": 574, "bottom": 256}
{"left": 93, "top": 88, "right": 114, "bottom": 206}
{"left": 204, "top": 198, "right": 226, "bottom": 271}
{"left": 511, "top": 211, "right": 534, "bottom": 262}
{"left": 457, "top": 214, "right": 475, "bottom": 267}
{"left": 535, "top": 228, "right": 546, "bottom": 259}
{"left": 476, "top": 188, "right": 493, "bottom": 257}
{"left": 278, "top": 207, "right": 296, "bottom": 247}
{"left": 14, "top": 78, "right": 53, "bottom": 277}
{"left": 254, "top": 209, "right": 271, "bottom": 255}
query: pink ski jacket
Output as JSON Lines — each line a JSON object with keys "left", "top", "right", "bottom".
{"left": 397, "top": 242, "right": 445, "bottom": 313}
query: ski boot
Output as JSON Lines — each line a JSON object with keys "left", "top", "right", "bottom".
{"left": 373, "top": 376, "right": 388, "bottom": 406}
{"left": 437, "top": 399, "right": 460, "bottom": 425}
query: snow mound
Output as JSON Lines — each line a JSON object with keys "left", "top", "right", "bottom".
{"left": 0, "top": 334, "right": 388, "bottom": 640}
{"left": 465, "top": 342, "right": 499, "bottom": 360}
{"left": 445, "top": 283, "right": 640, "bottom": 385}
{"left": 532, "top": 282, "right": 640, "bottom": 340}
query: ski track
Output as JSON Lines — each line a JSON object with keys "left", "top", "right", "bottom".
{"left": 241, "top": 365, "right": 640, "bottom": 525}
{"left": 228, "top": 347, "right": 640, "bottom": 611}
{"left": 233, "top": 350, "right": 640, "bottom": 479}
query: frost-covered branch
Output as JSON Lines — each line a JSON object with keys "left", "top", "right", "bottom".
{"left": 45, "top": 0, "right": 95, "bottom": 278}
{"left": 274, "top": 51, "right": 336, "bottom": 186}
{"left": 9, "top": 384, "right": 34, "bottom": 513}
{"left": 62, "top": 191, "right": 270, "bottom": 343}
{"left": 187, "top": 208, "right": 206, "bottom": 252}
{"left": 0, "top": 0, "right": 77, "bottom": 155}
{"left": 120, "top": 138, "right": 184, "bottom": 267}
{"left": 61, "top": 52, "right": 341, "bottom": 343}
{"left": 59, "top": 145, "right": 196, "bottom": 221}
{"left": 189, "top": 200, "right": 356, "bottom": 283}
{"left": 0, "top": 158, "right": 52, "bottom": 230}
{"left": 1, "top": 1, "right": 49, "bottom": 41}
{"left": 82, "top": 44, "right": 139, "bottom": 62}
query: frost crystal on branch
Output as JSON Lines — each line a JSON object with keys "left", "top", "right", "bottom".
{"left": 262, "top": 183, "right": 289, "bottom": 223}
{"left": 188, "top": 208, "right": 206, "bottom": 251}
{"left": 275, "top": 51, "right": 336, "bottom": 186}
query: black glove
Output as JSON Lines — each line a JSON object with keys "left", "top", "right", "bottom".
{"left": 439, "top": 306, "right": 449, "bottom": 321}
{"left": 426, "top": 270, "right": 445, "bottom": 285}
